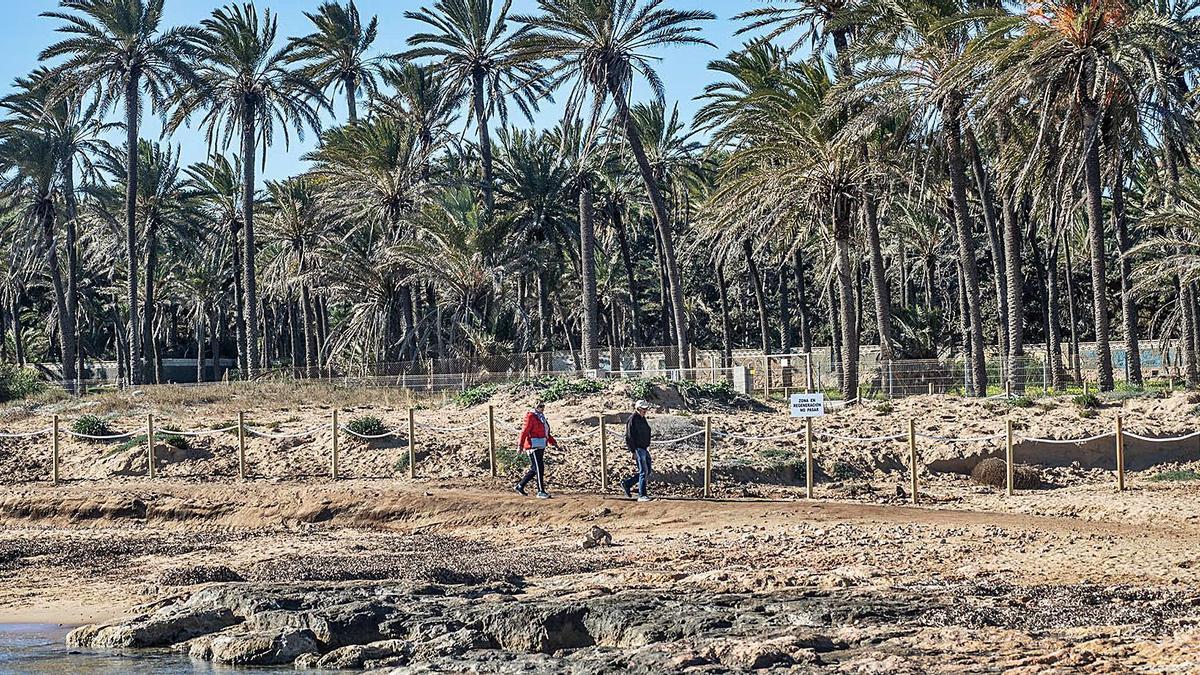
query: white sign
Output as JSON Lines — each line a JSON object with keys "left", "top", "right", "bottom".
{"left": 789, "top": 393, "right": 825, "bottom": 417}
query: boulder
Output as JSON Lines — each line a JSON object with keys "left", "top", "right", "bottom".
{"left": 482, "top": 603, "right": 592, "bottom": 653}
{"left": 191, "top": 627, "right": 318, "bottom": 665}
{"left": 315, "top": 639, "right": 412, "bottom": 669}
{"left": 971, "top": 457, "right": 1041, "bottom": 490}
{"left": 67, "top": 604, "right": 239, "bottom": 649}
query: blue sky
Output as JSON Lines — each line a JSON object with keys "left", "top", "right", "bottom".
{"left": 0, "top": 0, "right": 756, "bottom": 185}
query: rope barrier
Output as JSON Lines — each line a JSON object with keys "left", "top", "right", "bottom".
{"left": 1018, "top": 432, "right": 1114, "bottom": 444}
{"left": 157, "top": 425, "right": 239, "bottom": 437}
{"left": 817, "top": 432, "right": 906, "bottom": 443}
{"left": 717, "top": 429, "right": 808, "bottom": 442}
{"left": 416, "top": 419, "right": 488, "bottom": 433}
{"left": 65, "top": 430, "right": 140, "bottom": 440}
{"left": 339, "top": 426, "right": 399, "bottom": 440}
{"left": 1121, "top": 431, "right": 1200, "bottom": 443}
{"left": 244, "top": 426, "right": 322, "bottom": 439}
{"left": 650, "top": 430, "right": 707, "bottom": 445}
{"left": 0, "top": 427, "right": 53, "bottom": 439}
{"left": 915, "top": 432, "right": 1004, "bottom": 443}
{"left": 554, "top": 427, "right": 601, "bottom": 441}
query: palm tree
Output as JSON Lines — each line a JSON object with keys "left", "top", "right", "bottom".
{"left": 0, "top": 130, "right": 77, "bottom": 385}
{"left": 41, "top": 0, "right": 200, "bottom": 384}
{"left": 167, "top": 3, "right": 326, "bottom": 377}
{"left": 287, "top": 0, "right": 383, "bottom": 123}
{"left": 405, "top": 0, "right": 547, "bottom": 216}
{"left": 515, "top": 0, "right": 715, "bottom": 369}
{"left": 262, "top": 177, "right": 325, "bottom": 375}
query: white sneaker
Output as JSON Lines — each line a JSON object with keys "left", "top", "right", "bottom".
{"left": 536, "top": 492, "right": 550, "bottom": 499}
{"left": 637, "top": 496, "right": 652, "bottom": 502}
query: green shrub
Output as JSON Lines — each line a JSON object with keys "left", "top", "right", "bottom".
{"left": 874, "top": 401, "right": 894, "bottom": 415}
{"left": 1073, "top": 393, "right": 1101, "bottom": 409}
{"left": 515, "top": 376, "right": 608, "bottom": 403}
{"left": 394, "top": 453, "right": 410, "bottom": 475}
{"left": 494, "top": 444, "right": 527, "bottom": 472}
{"left": 629, "top": 378, "right": 659, "bottom": 402}
{"left": 1150, "top": 470, "right": 1200, "bottom": 482}
{"left": 0, "top": 365, "right": 45, "bottom": 402}
{"left": 1007, "top": 395, "right": 1035, "bottom": 408}
{"left": 454, "top": 383, "right": 498, "bottom": 407}
{"left": 828, "top": 461, "right": 862, "bottom": 481}
{"left": 347, "top": 415, "right": 386, "bottom": 437}
{"left": 677, "top": 379, "right": 738, "bottom": 405}
{"left": 71, "top": 414, "right": 111, "bottom": 438}
{"left": 112, "top": 432, "right": 189, "bottom": 454}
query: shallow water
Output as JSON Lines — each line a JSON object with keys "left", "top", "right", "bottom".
{"left": 0, "top": 624, "right": 287, "bottom": 674}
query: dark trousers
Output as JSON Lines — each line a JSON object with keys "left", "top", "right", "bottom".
{"left": 621, "top": 448, "right": 652, "bottom": 497}
{"left": 518, "top": 448, "right": 546, "bottom": 493}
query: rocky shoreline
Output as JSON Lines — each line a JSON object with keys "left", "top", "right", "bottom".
{"left": 65, "top": 577, "right": 1200, "bottom": 672}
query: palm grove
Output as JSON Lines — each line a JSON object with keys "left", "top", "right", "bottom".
{"left": 2, "top": 0, "right": 1199, "bottom": 398}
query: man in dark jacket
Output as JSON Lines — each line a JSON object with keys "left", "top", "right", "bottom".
{"left": 621, "top": 400, "right": 653, "bottom": 501}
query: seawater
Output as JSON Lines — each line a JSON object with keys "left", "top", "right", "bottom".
{"left": 0, "top": 624, "right": 288, "bottom": 674}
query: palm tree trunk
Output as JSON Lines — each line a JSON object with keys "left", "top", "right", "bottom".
{"left": 343, "top": 73, "right": 358, "bottom": 122}
{"left": 1002, "top": 185, "right": 1024, "bottom": 392}
{"left": 609, "top": 89, "right": 690, "bottom": 368}
{"left": 744, "top": 239, "right": 770, "bottom": 355}
{"left": 611, "top": 202, "right": 644, "bottom": 348}
{"left": 63, "top": 154, "right": 82, "bottom": 388}
{"left": 240, "top": 108, "right": 261, "bottom": 378}
{"left": 943, "top": 94, "right": 987, "bottom": 396}
{"left": 828, "top": 281, "right": 842, "bottom": 386}
{"left": 41, "top": 204, "right": 77, "bottom": 388}
{"left": 792, "top": 249, "right": 813, "bottom": 354}
{"left": 967, "top": 130, "right": 1009, "bottom": 365}
{"left": 863, "top": 196, "right": 893, "bottom": 360}
{"left": 124, "top": 75, "right": 142, "bottom": 384}
{"left": 1047, "top": 235, "right": 1065, "bottom": 389}
{"left": 778, "top": 262, "right": 793, "bottom": 353}
{"left": 472, "top": 69, "right": 494, "bottom": 215}
{"left": 833, "top": 197, "right": 858, "bottom": 400}
{"left": 1063, "top": 236, "right": 1083, "bottom": 384}
{"left": 196, "top": 304, "right": 206, "bottom": 383}
{"left": 578, "top": 179, "right": 599, "bottom": 370}
{"left": 211, "top": 308, "right": 222, "bottom": 381}
{"left": 1112, "top": 154, "right": 1141, "bottom": 386}
{"left": 141, "top": 219, "right": 159, "bottom": 384}
{"left": 1079, "top": 79, "right": 1114, "bottom": 390}
{"left": 716, "top": 257, "right": 733, "bottom": 368}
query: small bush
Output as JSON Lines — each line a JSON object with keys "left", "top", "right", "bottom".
{"left": 1150, "top": 470, "right": 1200, "bottom": 482}
{"left": 515, "top": 376, "right": 608, "bottom": 403}
{"left": 454, "top": 383, "right": 497, "bottom": 407}
{"left": 629, "top": 378, "right": 659, "bottom": 402}
{"left": 874, "top": 401, "right": 894, "bottom": 415}
{"left": 1007, "top": 395, "right": 1035, "bottom": 408}
{"left": 394, "top": 453, "right": 410, "bottom": 475}
{"left": 71, "top": 414, "right": 112, "bottom": 438}
{"left": 347, "top": 415, "right": 386, "bottom": 437}
{"left": 1073, "top": 393, "right": 1101, "bottom": 409}
{"left": 494, "top": 444, "right": 527, "bottom": 472}
{"left": 0, "top": 365, "right": 46, "bottom": 402}
{"left": 677, "top": 379, "right": 738, "bottom": 405}
{"left": 828, "top": 461, "right": 863, "bottom": 481}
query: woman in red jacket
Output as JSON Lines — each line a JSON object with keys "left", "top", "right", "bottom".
{"left": 515, "top": 399, "right": 557, "bottom": 498}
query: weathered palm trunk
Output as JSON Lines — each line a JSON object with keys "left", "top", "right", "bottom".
{"left": 829, "top": 283, "right": 842, "bottom": 387}
{"left": 343, "top": 73, "right": 358, "bottom": 123}
{"left": 472, "top": 69, "right": 494, "bottom": 216}
{"left": 744, "top": 239, "right": 770, "bottom": 355}
{"left": 1002, "top": 186, "right": 1024, "bottom": 392}
{"left": 1063, "top": 237, "right": 1084, "bottom": 385}
{"left": 716, "top": 258, "right": 733, "bottom": 368}
{"left": 924, "top": 255, "right": 937, "bottom": 308}
{"left": 610, "top": 204, "right": 643, "bottom": 349}
{"left": 578, "top": 179, "right": 599, "bottom": 370}
{"left": 943, "top": 94, "right": 987, "bottom": 396}
{"left": 778, "top": 263, "right": 793, "bottom": 353}
{"left": 792, "top": 249, "right": 813, "bottom": 354}
{"left": 41, "top": 203, "right": 77, "bottom": 388}
{"left": 211, "top": 308, "right": 222, "bottom": 381}
{"left": 141, "top": 219, "right": 160, "bottom": 384}
{"left": 610, "top": 89, "right": 690, "bottom": 368}
{"left": 125, "top": 75, "right": 142, "bottom": 384}
{"left": 63, "top": 155, "right": 82, "bottom": 386}
{"left": 1111, "top": 155, "right": 1141, "bottom": 386}
{"left": 240, "top": 107, "right": 261, "bottom": 379}
{"left": 1047, "top": 236, "right": 1065, "bottom": 389}
{"left": 12, "top": 295, "right": 25, "bottom": 367}
{"left": 863, "top": 196, "right": 893, "bottom": 360}
{"left": 196, "top": 304, "right": 206, "bottom": 383}
{"left": 967, "top": 130, "right": 1009, "bottom": 366}
{"left": 1078, "top": 74, "right": 1114, "bottom": 390}
{"left": 834, "top": 201, "right": 858, "bottom": 401}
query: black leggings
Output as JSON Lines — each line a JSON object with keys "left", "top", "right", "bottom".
{"left": 518, "top": 448, "right": 546, "bottom": 493}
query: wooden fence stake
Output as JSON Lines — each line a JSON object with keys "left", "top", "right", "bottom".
{"left": 488, "top": 405, "right": 497, "bottom": 478}
{"left": 703, "top": 415, "right": 712, "bottom": 499}
{"left": 908, "top": 418, "right": 917, "bottom": 504}
{"left": 1005, "top": 419, "right": 1014, "bottom": 496}
{"left": 805, "top": 417, "right": 814, "bottom": 499}
{"left": 1116, "top": 415, "right": 1125, "bottom": 492}
{"left": 51, "top": 414, "right": 59, "bottom": 486}
{"left": 408, "top": 407, "right": 416, "bottom": 479}
{"left": 331, "top": 409, "right": 339, "bottom": 480}
{"left": 237, "top": 411, "right": 246, "bottom": 480}
{"left": 928, "top": 382, "right": 934, "bottom": 396}
{"left": 804, "top": 353, "right": 813, "bottom": 393}
{"left": 146, "top": 413, "right": 155, "bottom": 479}
{"left": 599, "top": 414, "right": 609, "bottom": 491}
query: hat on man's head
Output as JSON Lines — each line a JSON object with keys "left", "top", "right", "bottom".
{"left": 634, "top": 400, "right": 651, "bottom": 411}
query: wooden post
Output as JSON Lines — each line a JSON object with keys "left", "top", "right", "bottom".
{"left": 146, "top": 413, "right": 155, "bottom": 479}
{"left": 1084, "top": 380, "right": 1090, "bottom": 396}
{"left": 907, "top": 419, "right": 917, "bottom": 505}
{"left": 703, "top": 415, "right": 712, "bottom": 499}
{"left": 488, "top": 405, "right": 497, "bottom": 478}
{"left": 1116, "top": 415, "right": 1125, "bottom": 492}
{"left": 237, "top": 411, "right": 246, "bottom": 480}
{"left": 51, "top": 414, "right": 59, "bottom": 486}
{"left": 1005, "top": 419, "right": 1014, "bottom": 496}
{"left": 1005, "top": 379, "right": 1011, "bottom": 398}
{"left": 856, "top": 384, "right": 862, "bottom": 404}
{"left": 805, "top": 417, "right": 814, "bottom": 499}
{"left": 599, "top": 414, "right": 609, "bottom": 491}
{"left": 804, "top": 353, "right": 813, "bottom": 393}
{"left": 331, "top": 409, "right": 339, "bottom": 480}
{"left": 407, "top": 407, "right": 416, "bottom": 479}
{"left": 763, "top": 356, "right": 770, "bottom": 399}
{"left": 928, "top": 382, "right": 934, "bottom": 396}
